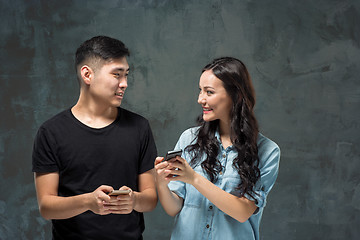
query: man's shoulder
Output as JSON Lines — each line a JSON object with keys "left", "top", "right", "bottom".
{"left": 40, "top": 109, "right": 71, "bottom": 129}
{"left": 119, "top": 107, "right": 149, "bottom": 124}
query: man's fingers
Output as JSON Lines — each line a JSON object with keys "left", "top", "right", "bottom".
{"left": 98, "top": 185, "right": 114, "bottom": 193}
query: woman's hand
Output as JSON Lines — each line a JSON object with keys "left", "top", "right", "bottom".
{"left": 167, "top": 156, "right": 197, "bottom": 185}
{"left": 154, "top": 157, "right": 185, "bottom": 217}
{"left": 154, "top": 157, "right": 175, "bottom": 187}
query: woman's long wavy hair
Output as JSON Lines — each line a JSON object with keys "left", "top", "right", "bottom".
{"left": 185, "top": 57, "right": 260, "bottom": 199}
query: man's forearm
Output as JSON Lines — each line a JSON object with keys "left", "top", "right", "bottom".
{"left": 133, "top": 188, "right": 157, "bottom": 212}
{"left": 38, "top": 193, "right": 91, "bottom": 220}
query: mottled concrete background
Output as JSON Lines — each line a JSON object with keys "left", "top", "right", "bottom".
{"left": 0, "top": 0, "right": 359, "bottom": 239}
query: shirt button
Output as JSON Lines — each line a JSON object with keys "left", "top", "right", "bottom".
{"left": 222, "top": 154, "right": 226, "bottom": 158}
{"left": 209, "top": 206, "right": 213, "bottom": 210}
{"left": 206, "top": 224, "right": 210, "bottom": 228}
{"left": 219, "top": 171, "right": 223, "bottom": 175}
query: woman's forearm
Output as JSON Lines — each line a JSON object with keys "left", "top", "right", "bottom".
{"left": 191, "top": 173, "right": 257, "bottom": 223}
{"left": 157, "top": 184, "right": 183, "bottom": 217}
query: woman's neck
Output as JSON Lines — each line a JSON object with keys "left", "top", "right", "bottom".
{"left": 219, "top": 120, "right": 232, "bottom": 149}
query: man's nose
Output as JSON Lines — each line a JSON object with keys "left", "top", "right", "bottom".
{"left": 119, "top": 78, "right": 128, "bottom": 89}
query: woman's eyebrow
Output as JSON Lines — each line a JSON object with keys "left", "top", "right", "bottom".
{"left": 203, "top": 86, "right": 215, "bottom": 90}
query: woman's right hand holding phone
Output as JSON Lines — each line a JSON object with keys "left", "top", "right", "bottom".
{"left": 154, "top": 157, "right": 173, "bottom": 187}
{"left": 154, "top": 156, "right": 184, "bottom": 216}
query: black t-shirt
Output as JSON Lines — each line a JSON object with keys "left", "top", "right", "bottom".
{"left": 32, "top": 107, "right": 157, "bottom": 240}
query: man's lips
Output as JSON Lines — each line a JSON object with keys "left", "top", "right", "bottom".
{"left": 115, "top": 92, "right": 124, "bottom": 97}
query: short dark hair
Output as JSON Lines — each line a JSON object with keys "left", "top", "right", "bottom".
{"left": 75, "top": 35, "right": 130, "bottom": 70}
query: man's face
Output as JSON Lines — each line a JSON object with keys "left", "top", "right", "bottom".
{"left": 89, "top": 57, "right": 130, "bottom": 107}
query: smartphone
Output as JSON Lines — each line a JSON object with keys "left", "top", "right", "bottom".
{"left": 108, "top": 189, "right": 131, "bottom": 196}
{"left": 164, "top": 149, "right": 182, "bottom": 161}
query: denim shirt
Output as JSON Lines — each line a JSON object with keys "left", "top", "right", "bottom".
{"left": 168, "top": 127, "right": 280, "bottom": 240}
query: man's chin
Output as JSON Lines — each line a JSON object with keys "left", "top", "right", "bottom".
{"left": 112, "top": 101, "right": 122, "bottom": 108}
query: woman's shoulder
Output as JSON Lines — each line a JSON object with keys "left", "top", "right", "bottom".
{"left": 257, "top": 133, "right": 279, "bottom": 151}
{"left": 181, "top": 126, "right": 200, "bottom": 137}
{"left": 257, "top": 132, "right": 280, "bottom": 165}
{"left": 177, "top": 126, "right": 200, "bottom": 146}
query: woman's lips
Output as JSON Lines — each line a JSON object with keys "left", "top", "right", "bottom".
{"left": 202, "top": 108, "right": 212, "bottom": 113}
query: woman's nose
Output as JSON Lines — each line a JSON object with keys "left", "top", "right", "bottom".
{"left": 198, "top": 93, "right": 205, "bottom": 105}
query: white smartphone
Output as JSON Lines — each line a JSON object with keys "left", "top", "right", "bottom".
{"left": 108, "top": 189, "right": 131, "bottom": 196}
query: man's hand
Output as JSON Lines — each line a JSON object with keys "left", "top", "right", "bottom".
{"left": 87, "top": 185, "right": 114, "bottom": 215}
{"left": 104, "top": 186, "right": 135, "bottom": 214}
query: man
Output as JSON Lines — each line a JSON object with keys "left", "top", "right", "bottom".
{"left": 32, "top": 36, "right": 157, "bottom": 239}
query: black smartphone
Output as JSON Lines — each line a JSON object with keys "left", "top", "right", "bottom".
{"left": 164, "top": 149, "right": 182, "bottom": 161}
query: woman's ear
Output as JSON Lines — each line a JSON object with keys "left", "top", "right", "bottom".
{"left": 80, "top": 65, "right": 93, "bottom": 85}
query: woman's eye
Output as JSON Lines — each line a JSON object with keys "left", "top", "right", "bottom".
{"left": 207, "top": 91, "right": 213, "bottom": 95}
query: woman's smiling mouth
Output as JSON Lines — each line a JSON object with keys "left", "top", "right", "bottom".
{"left": 202, "top": 107, "right": 213, "bottom": 113}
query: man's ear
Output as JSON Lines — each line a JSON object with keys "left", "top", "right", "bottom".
{"left": 80, "top": 65, "right": 93, "bottom": 85}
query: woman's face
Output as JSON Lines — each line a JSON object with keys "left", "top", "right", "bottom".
{"left": 197, "top": 70, "right": 233, "bottom": 124}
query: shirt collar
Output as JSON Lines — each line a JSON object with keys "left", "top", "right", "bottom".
{"left": 215, "top": 129, "right": 221, "bottom": 143}
{"left": 215, "top": 128, "right": 235, "bottom": 151}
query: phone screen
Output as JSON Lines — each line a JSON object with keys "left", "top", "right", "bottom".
{"left": 164, "top": 149, "right": 182, "bottom": 161}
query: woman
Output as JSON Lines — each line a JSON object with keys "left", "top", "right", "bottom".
{"left": 155, "top": 57, "right": 280, "bottom": 240}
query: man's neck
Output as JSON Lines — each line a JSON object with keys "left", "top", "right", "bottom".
{"left": 71, "top": 98, "right": 118, "bottom": 129}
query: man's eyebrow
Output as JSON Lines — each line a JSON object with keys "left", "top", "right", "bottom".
{"left": 112, "top": 67, "right": 130, "bottom": 72}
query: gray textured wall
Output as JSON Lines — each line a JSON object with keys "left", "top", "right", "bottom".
{"left": 0, "top": 0, "right": 359, "bottom": 239}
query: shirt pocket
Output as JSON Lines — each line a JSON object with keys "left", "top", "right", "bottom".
{"left": 184, "top": 184, "right": 203, "bottom": 208}
{"left": 223, "top": 176, "right": 242, "bottom": 197}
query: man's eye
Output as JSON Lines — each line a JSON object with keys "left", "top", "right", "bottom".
{"left": 207, "top": 91, "right": 214, "bottom": 95}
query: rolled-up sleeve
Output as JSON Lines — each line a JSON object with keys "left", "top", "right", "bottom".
{"left": 168, "top": 180, "right": 186, "bottom": 200}
{"left": 245, "top": 140, "right": 280, "bottom": 210}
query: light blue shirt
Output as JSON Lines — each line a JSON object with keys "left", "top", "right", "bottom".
{"left": 168, "top": 127, "right": 280, "bottom": 240}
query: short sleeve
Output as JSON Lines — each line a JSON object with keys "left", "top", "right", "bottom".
{"left": 32, "top": 126, "right": 59, "bottom": 173}
{"left": 138, "top": 120, "right": 157, "bottom": 174}
{"left": 245, "top": 140, "right": 280, "bottom": 210}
